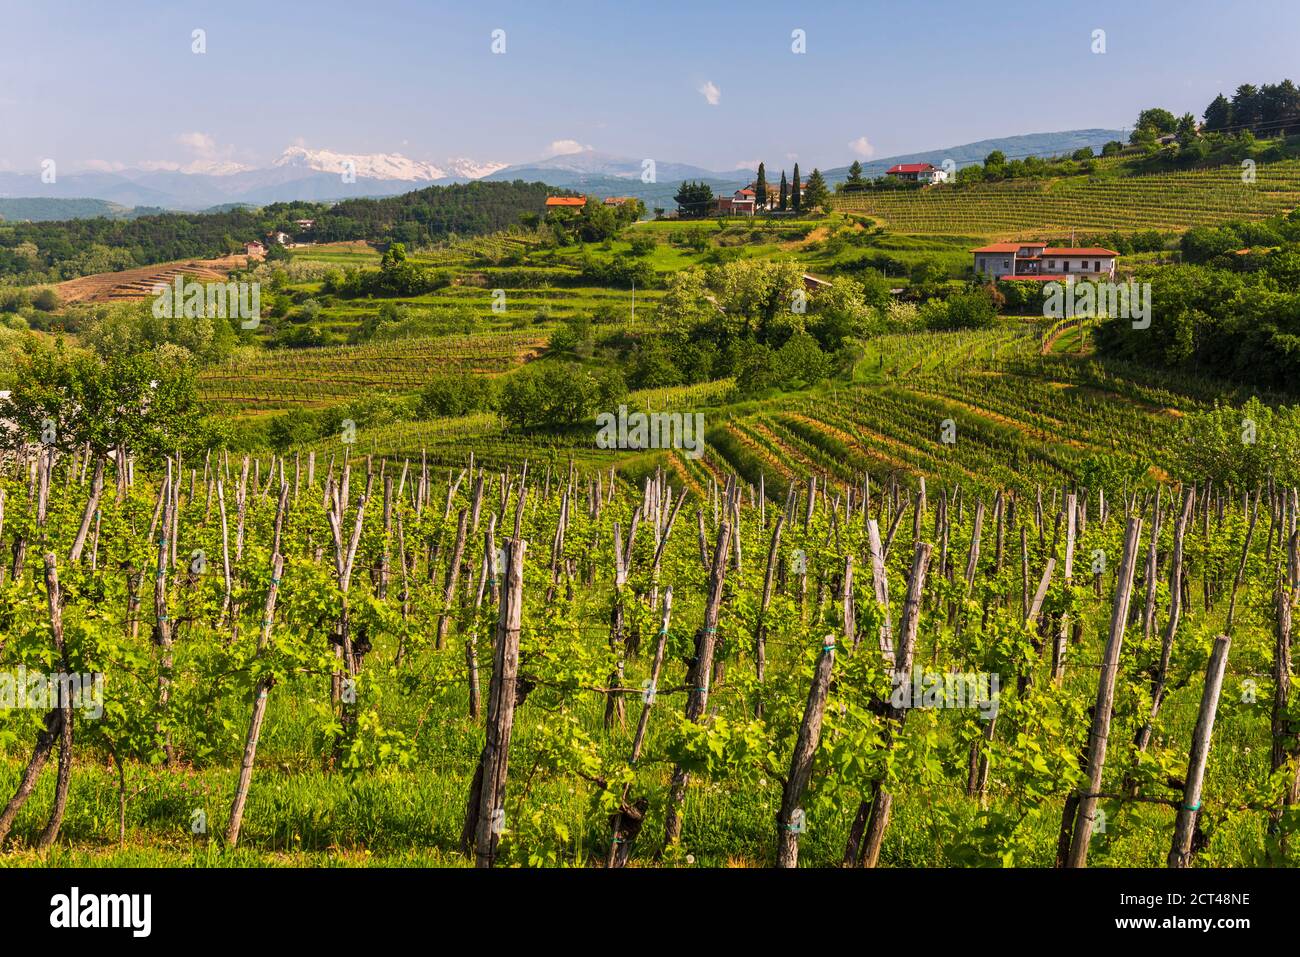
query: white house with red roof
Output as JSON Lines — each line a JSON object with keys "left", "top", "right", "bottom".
{"left": 715, "top": 187, "right": 756, "bottom": 216}
{"left": 886, "top": 162, "right": 949, "bottom": 184}
{"left": 972, "top": 242, "right": 1118, "bottom": 281}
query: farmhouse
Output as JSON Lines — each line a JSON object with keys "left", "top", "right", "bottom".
{"left": 886, "top": 162, "right": 949, "bottom": 184}
{"left": 971, "top": 242, "right": 1118, "bottom": 281}
{"left": 745, "top": 182, "right": 780, "bottom": 210}
{"left": 603, "top": 196, "right": 636, "bottom": 206}
{"left": 545, "top": 196, "right": 587, "bottom": 208}
{"left": 714, "top": 188, "right": 756, "bottom": 216}
{"left": 244, "top": 240, "right": 266, "bottom": 259}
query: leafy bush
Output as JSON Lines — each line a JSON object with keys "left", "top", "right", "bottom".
{"left": 418, "top": 372, "right": 496, "bottom": 418}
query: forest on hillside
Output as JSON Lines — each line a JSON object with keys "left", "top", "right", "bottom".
{"left": 0, "top": 180, "right": 556, "bottom": 284}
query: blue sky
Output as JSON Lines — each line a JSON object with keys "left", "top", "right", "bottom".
{"left": 1, "top": 0, "right": 1297, "bottom": 174}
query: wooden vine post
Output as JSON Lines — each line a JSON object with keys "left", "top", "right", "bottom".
{"left": 775, "top": 630, "right": 837, "bottom": 868}
{"left": 608, "top": 587, "right": 673, "bottom": 867}
{"left": 1168, "top": 634, "right": 1231, "bottom": 868}
{"left": 663, "top": 519, "right": 733, "bottom": 850}
{"left": 1065, "top": 516, "right": 1142, "bottom": 867}
{"left": 469, "top": 535, "right": 526, "bottom": 868}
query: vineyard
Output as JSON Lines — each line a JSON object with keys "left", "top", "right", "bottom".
{"left": 3, "top": 322, "right": 1300, "bottom": 868}
{"left": 198, "top": 332, "right": 548, "bottom": 412}
{"left": 832, "top": 161, "right": 1300, "bottom": 235}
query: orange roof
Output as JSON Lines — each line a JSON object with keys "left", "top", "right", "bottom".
{"left": 971, "top": 242, "right": 1045, "bottom": 253}
{"left": 1042, "top": 247, "right": 1119, "bottom": 256}
{"left": 545, "top": 196, "right": 586, "bottom": 207}
{"left": 603, "top": 196, "right": 635, "bottom": 204}
{"left": 972, "top": 243, "right": 1118, "bottom": 256}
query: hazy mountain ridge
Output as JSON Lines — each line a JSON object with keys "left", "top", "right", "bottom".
{"left": 0, "top": 131, "right": 1129, "bottom": 217}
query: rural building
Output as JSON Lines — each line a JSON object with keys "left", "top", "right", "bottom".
{"left": 545, "top": 196, "right": 587, "bottom": 208}
{"left": 971, "top": 242, "right": 1119, "bottom": 281}
{"left": 714, "top": 188, "right": 756, "bottom": 216}
{"left": 744, "top": 182, "right": 780, "bottom": 210}
{"left": 294, "top": 219, "right": 315, "bottom": 230}
{"left": 603, "top": 197, "right": 635, "bottom": 206}
{"left": 886, "top": 162, "right": 950, "bottom": 184}
{"left": 244, "top": 240, "right": 266, "bottom": 259}
{"left": 269, "top": 231, "right": 291, "bottom": 246}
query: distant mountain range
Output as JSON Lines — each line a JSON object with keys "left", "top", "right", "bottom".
{"left": 0, "top": 131, "right": 1127, "bottom": 220}
{"left": 819, "top": 129, "right": 1128, "bottom": 182}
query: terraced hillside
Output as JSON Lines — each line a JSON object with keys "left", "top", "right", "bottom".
{"left": 199, "top": 330, "right": 548, "bottom": 412}
{"left": 53, "top": 253, "right": 253, "bottom": 303}
{"left": 832, "top": 160, "right": 1300, "bottom": 236}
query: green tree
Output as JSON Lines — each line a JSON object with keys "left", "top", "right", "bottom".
{"left": 0, "top": 342, "right": 210, "bottom": 459}
{"left": 802, "top": 169, "right": 830, "bottom": 211}
{"left": 1134, "top": 108, "right": 1178, "bottom": 136}
{"left": 778, "top": 170, "right": 788, "bottom": 211}
{"left": 791, "top": 164, "right": 802, "bottom": 212}
{"left": 1231, "top": 84, "right": 1263, "bottom": 131}
{"left": 1203, "top": 93, "right": 1233, "bottom": 132}
{"left": 674, "top": 181, "right": 714, "bottom": 218}
{"left": 418, "top": 372, "right": 495, "bottom": 417}
{"left": 755, "top": 162, "right": 767, "bottom": 211}
{"left": 844, "top": 160, "right": 866, "bottom": 191}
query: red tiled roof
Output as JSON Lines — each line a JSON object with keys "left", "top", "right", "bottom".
{"left": 545, "top": 196, "right": 587, "bottom": 207}
{"left": 887, "top": 163, "right": 938, "bottom": 174}
{"left": 1042, "top": 247, "right": 1119, "bottom": 256}
{"left": 973, "top": 243, "right": 1118, "bottom": 256}
{"left": 971, "top": 242, "right": 1045, "bottom": 253}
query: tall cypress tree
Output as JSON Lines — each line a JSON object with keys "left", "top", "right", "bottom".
{"left": 755, "top": 162, "right": 767, "bottom": 211}
{"left": 791, "top": 163, "right": 802, "bottom": 212}
{"left": 779, "top": 170, "right": 788, "bottom": 211}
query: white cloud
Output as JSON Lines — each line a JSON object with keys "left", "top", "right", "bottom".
{"left": 546, "top": 139, "right": 590, "bottom": 156}
{"left": 849, "top": 136, "right": 876, "bottom": 159}
{"left": 176, "top": 131, "right": 218, "bottom": 155}
{"left": 163, "top": 132, "right": 252, "bottom": 174}
{"left": 698, "top": 81, "right": 721, "bottom": 106}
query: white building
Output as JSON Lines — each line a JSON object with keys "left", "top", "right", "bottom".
{"left": 886, "top": 162, "right": 950, "bottom": 184}
{"left": 971, "top": 242, "right": 1118, "bottom": 281}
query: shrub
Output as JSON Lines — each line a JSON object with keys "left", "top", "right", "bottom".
{"left": 418, "top": 372, "right": 495, "bottom": 418}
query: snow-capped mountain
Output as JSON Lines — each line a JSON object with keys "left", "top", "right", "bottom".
{"left": 443, "top": 156, "right": 509, "bottom": 179}
{"left": 0, "top": 146, "right": 510, "bottom": 211}
{"left": 273, "top": 147, "right": 450, "bottom": 182}
{"left": 271, "top": 148, "right": 508, "bottom": 183}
